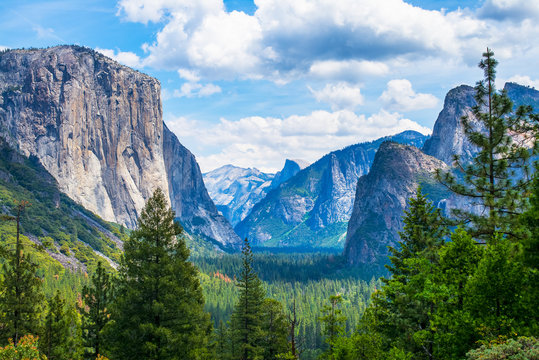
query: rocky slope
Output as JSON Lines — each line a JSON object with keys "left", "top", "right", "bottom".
{"left": 203, "top": 165, "right": 275, "bottom": 227}
{"left": 164, "top": 125, "right": 240, "bottom": 248}
{"left": 422, "top": 85, "right": 476, "bottom": 164}
{"left": 343, "top": 142, "right": 448, "bottom": 264}
{"left": 0, "top": 46, "right": 240, "bottom": 249}
{"left": 235, "top": 131, "right": 428, "bottom": 249}
{"left": 270, "top": 159, "right": 309, "bottom": 189}
{"left": 345, "top": 82, "right": 539, "bottom": 264}
{"left": 203, "top": 159, "right": 308, "bottom": 227}
{"left": 423, "top": 82, "right": 539, "bottom": 164}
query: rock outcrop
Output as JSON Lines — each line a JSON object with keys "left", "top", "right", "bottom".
{"left": 203, "top": 165, "right": 274, "bottom": 227}
{"left": 270, "top": 159, "right": 309, "bottom": 189}
{"left": 345, "top": 82, "right": 539, "bottom": 264}
{"left": 422, "top": 85, "right": 476, "bottom": 164}
{"left": 203, "top": 159, "right": 309, "bottom": 227}
{"left": 235, "top": 131, "right": 428, "bottom": 249}
{"left": 164, "top": 125, "right": 240, "bottom": 248}
{"left": 344, "top": 142, "right": 447, "bottom": 264}
{"left": 0, "top": 46, "right": 240, "bottom": 248}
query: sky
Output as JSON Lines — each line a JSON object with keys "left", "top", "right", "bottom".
{"left": 1, "top": 0, "right": 538, "bottom": 173}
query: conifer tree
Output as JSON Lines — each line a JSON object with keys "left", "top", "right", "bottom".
{"left": 369, "top": 189, "right": 446, "bottom": 359}
{"left": 229, "top": 238, "right": 266, "bottom": 360}
{"left": 436, "top": 48, "right": 538, "bottom": 241}
{"left": 319, "top": 295, "right": 346, "bottom": 360}
{"left": 110, "top": 188, "right": 212, "bottom": 360}
{"left": 260, "top": 298, "right": 289, "bottom": 360}
{"left": 387, "top": 186, "right": 446, "bottom": 280}
{"left": 80, "top": 261, "right": 113, "bottom": 359}
{"left": 432, "top": 228, "right": 483, "bottom": 359}
{"left": 0, "top": 201, "right": 44, "bottom": 345}
{"left": 41, "top": 290, "right": 82, "bottom": 360}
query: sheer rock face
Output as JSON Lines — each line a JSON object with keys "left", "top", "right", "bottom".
{"left": 422, "top": 82, "right": 539, "bottom": 164}
{"left": 235, "top": 131, "right": 427, "bottom": 249}
{"left": 0, "top": 46, "right": 240, "bottom": 248}
{"left": 0, "top": 46, "right": 168, "bottom": 228}
{"left": 203, "top": 165, "right": 275, "bottom": 227}
{"left": 163, "top": 126, "right": 240, "bottom": 249}
{"left": 202, "top": 159, "right": 308, "bottom": 228}
{"left": 344, "top": 142, "right": 447, "bottom": 264}
{"left": 422, "top": 85, "right": 476, "bottom": 164}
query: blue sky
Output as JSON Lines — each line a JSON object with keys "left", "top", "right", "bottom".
{"left": 1, "top": 0, "right": 538, "bottom": 172}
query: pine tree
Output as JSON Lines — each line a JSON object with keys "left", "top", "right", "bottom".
{"left": 80, "top": 261, "right": 113, "bottom": 359}
{"left": 41, "top": 290, "right": 82, "bottom": 360}
{"left": 0, "top": 201, "right": 44, "bottom": 345}
{"left": 368, "top": 189, "right": 446, "bottom": 359}
{"left": 436, "top": 48, "right": 538, "bottom": 242}
{"left": 260, "top": 298, "right": 289, "bottom": 360}
{"left": 387, "top": 186, "right": 446, "bottom": 280}
{"left": 229, "top": 238, "right": 266, "bottom": 360}
{"left": 110, "top": 188, "right": 213, "bottom": 360}
{"left": 319, "top": 295, "right": 346, "bottom": 360}
{"left": 432, "top": 228, "right": 483, "bottom": 359}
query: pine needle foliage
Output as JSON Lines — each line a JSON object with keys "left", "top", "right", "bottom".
{"left": 229, "top": 238, "right": 266, "bottom": 360}
{"left": 436, "top": 48, "right": 539, "bottom": 242}
{"left": 110, "top": 188, "right": 212, "bottom": 360}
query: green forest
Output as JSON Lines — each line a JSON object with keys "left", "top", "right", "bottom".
{"left": 1, "top": 51, "right": 538, "bottom": 359}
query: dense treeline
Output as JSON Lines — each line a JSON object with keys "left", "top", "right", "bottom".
{"left": 1, "top": 49, "right": 538, "bottom": 359}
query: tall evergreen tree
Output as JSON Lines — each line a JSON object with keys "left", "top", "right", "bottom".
{"left": 0, "top": 201, "right": 44, "bottom": 345}
{"left": 229, "top": 238, "right": 266, "bottom": 360}
{"left": 260, "top": 298, "right": 289, "bottom": 360}
{"left": 369, "top": 189, "right": 446, "bottom": 359}
{"left": 319, "top": 295, "right": 346, "bottom": 360}
{"left": 432, "top": 228, "right": 483, "bottom": 359}
{"left": 387, "top": 186, "right": 446, "bottom": 280}
{"left": 80, "top": 261, "right": 113, "bottom": 359}
{"left": 41, "top": 290, "right": 82, "bottom": 360}
{"left": 436, "top": 48, "right": 538, "bottom": 241}
{"left": 110, "top": 188, "right": 212, "bottom": 360}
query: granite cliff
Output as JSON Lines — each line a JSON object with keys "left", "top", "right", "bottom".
{"left": 0, "top": 45, "right": 240, "bottom": 249}
{"left": 203, "top": 159, "right": 308, "bottom": 227}
{"left": 345, "top": 82, "right": 539, "bottom": 264}
{"left": 343, "top": 142, "right": 447, "bottom": 264}
{"left": 235, "top": 131, "right": 427, "bottom": 249}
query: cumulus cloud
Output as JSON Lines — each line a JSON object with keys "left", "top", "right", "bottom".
{"left": 380, "top": 79, "right": 438, "bottom": 112}
{"left": 309, "top": 82, "right": 364, "bottom": 111}
{"left": 165, "top": 109, "right": 431, "bottom": 172}
{"left": 0, "top": 46, "right": 8, "bottom": 51}
{"left": 309, "top": 60, "right": 389, "bottom": 82}
{"left": 95, "top": 47, "right": 143, "bottom": 68}
{"left": 115, "top": 0, "right": 539, "bottom": 82}
{"left": 479, "top": 0, "right": 539, "bottom": 22}
{"left": 173, "top": 82, "right": 222, "bottom": 98}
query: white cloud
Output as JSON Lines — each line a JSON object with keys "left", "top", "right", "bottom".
{"left": 95, "top": 47, "right": 143, "bottom": 68}
{"left": 178, "top": 68, "right": 200, "bottom": 82}
{"left": 115, "top": 0, "right": 539, "bottom": 83}
{"left": 380, "top": 79, "right": 438, "bottom": 112}
{"left": 173, "top": 82, "right": 222, "bottom": 98}
{"left": 479, "top": 0, "right": 539, "bottom": 21}
{"left": 0, "top": 46, "right": 8, "bottom": 51}
{"left": 309, "top": 60, "right": 389, "bottom": 82}
{"left": 309, "top": 82, "right": 364, "bottom": 111}
{"left": 504, "top": 75, "right": 539, "bottom": 89}
{"left": 165, "top": 109, "right": 430, "bottom": 172}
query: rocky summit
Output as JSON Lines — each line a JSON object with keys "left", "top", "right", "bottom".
{"left": 203, "top": 159, "right": 308, "bottom": 227}
{"left": 235, "top": 131, "right": 428, "bottom": 249}
{"left": 0, "top": 46, "right": 240, "bottom": 249}
{"left": 343, "top": 142, "right": 447, "bottom": 264}
{"left": 345, "top": 82, "right": 539, "bottom": 264}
